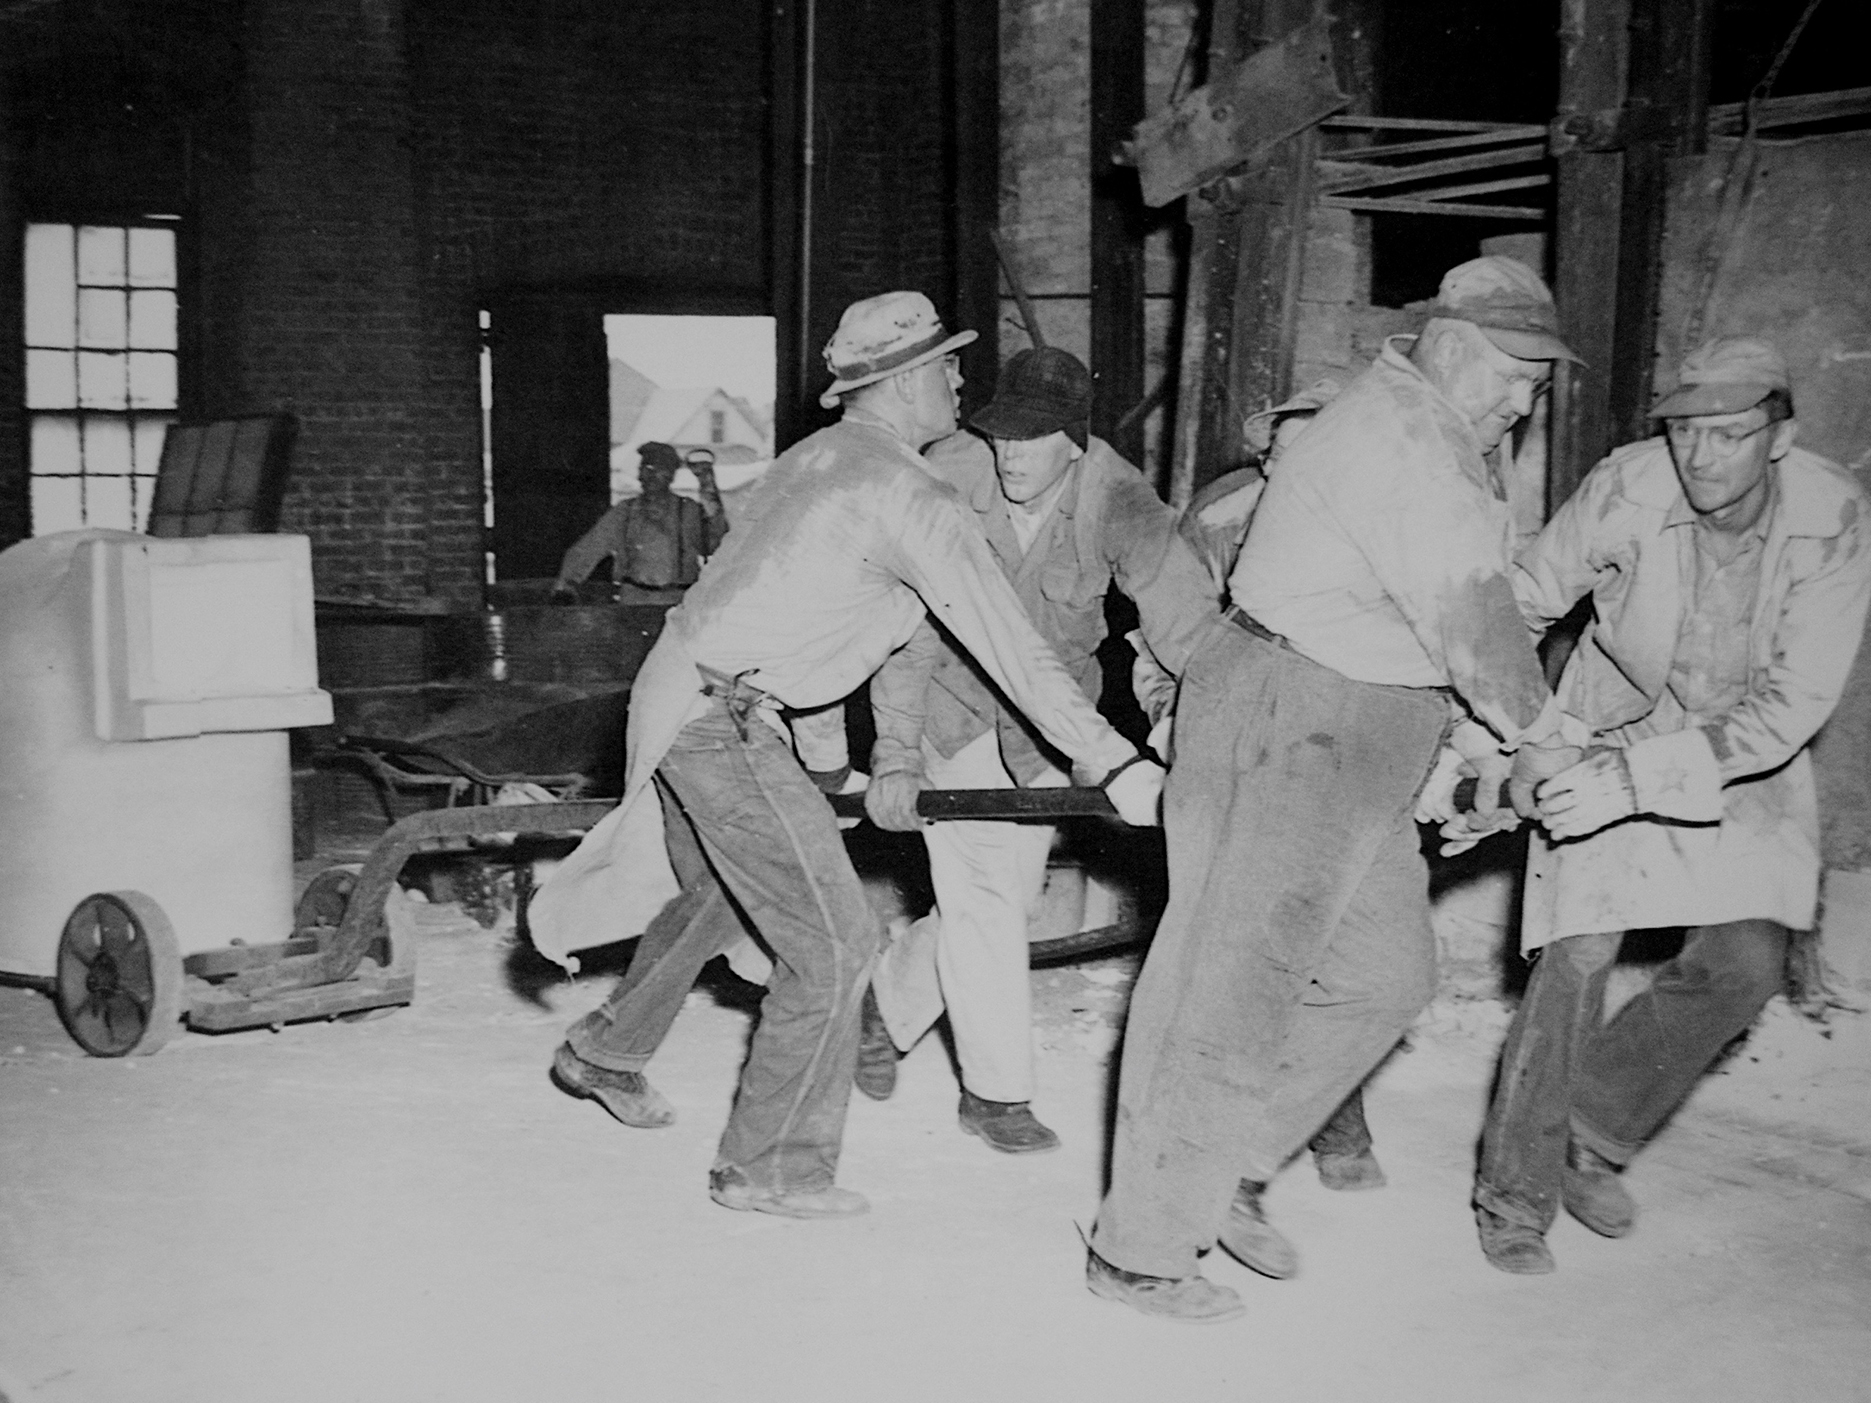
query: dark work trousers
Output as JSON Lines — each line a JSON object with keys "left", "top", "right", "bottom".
{"left": 1476, "top": 918, "right": 1788, "bottom": 1233}
{"left": 1310, "top": 1083, "right": 1375, "bottom": 1162}
{"left": 565, "top": 779, "right": 750, "bottom": 1074}
{"left": 1091, "top": 625, "right": 1447, "bottom": 1280}
{"left": 567, "top": 699, "right": 878, "bottom": 1192}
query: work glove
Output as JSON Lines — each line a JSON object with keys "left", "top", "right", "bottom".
{"left": 1508, "top": 739, "right": 1582, "bottom": 818}
{"left": 864, "top": 768, "right": 925, "bottom": 832}
{"left": 1537, "top": 727, "right": 1724, "bottom": 842}
{"left": 1414, "top": 744, "right": 1471, "bottom": 826}
{"left": 1101, "top": 753, "right": 1166, "bottom": 827}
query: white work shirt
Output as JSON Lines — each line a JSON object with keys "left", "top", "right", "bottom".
{"left": 1228, "top": 339, "right": 1552, "bottom": 748}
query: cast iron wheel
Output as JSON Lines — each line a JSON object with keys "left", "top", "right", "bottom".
{"left": 55, "top": 891, "right": 185, "bottom": 1057}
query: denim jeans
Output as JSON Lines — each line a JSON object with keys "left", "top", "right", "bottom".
{"left": 1091, "top": 626, "right": 1447, "bottom": 1279}
{"left": 1476, "top": 918, "right": 1788, "bottom": 1232}
{"left": 565, "top": 778, "right": 751, "bottom": 1074}
{"left": 568, "top": 700, "right": 879, "bottom": 1193}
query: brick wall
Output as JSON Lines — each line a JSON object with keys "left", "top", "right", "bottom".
{"left": 2, "top": 0, "right": 972, "bottom": 602}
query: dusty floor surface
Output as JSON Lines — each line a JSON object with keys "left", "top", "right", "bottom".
{"left": 4, "top": 855, "right": 1870, "bottom": 1403}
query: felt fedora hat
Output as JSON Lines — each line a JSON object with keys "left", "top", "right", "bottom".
{"left": 819, "top": 291, "right": 977, "bottom": 408}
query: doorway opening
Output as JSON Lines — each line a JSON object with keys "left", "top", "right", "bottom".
{"left": 604, "top": 314, "right": 776, "bottom": 507}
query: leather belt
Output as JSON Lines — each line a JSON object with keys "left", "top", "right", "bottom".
{"left": 1226, "top": 605, "right": 1294, "bottom": 652}
{"left": 697, "top": 665, "right": 779, "bottom": 741}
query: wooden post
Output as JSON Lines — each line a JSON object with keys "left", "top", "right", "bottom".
{"left": 1550, "top": 0, "right": 1632, "bottom": 512}
{"left": 1606, "top": 0, "right": 1714, "bottom": 444}
{"left": 769, "top": 0, "right": 805, "bottom": 450}
{"left": 951, "top": 0, "right": 1001, "bottom": 421}
{"left": 1090, "top": 0, "right": 1148, "bottom": 462}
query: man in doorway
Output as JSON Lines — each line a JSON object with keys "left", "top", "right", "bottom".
{"left": 1087, "top": 256, "right": 1584, "bottom": 1322}
{"left": 1472, "top": 336, "right": 1871, "bottom": 1273}
{"left": 551, "top": 440, "right": 726, "bottom": 599}
{"left": 528, "top": 291, "right": 1164, "bottom": 1220}
{"left": 858, "top": 346, "right": 1216, "bottom": 1153}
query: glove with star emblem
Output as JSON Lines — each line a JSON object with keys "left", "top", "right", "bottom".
{"left": 1537, "top": 728, "right": 1724, "bottom": 842}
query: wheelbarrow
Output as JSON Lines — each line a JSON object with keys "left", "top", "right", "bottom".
{"left": 281, "top": 784, "right": 1156, "bottom": 1002}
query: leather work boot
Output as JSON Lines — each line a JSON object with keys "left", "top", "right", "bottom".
{"left": 854, "top": 987, "right": 899, "bottom": 1101}
{"left": 1315, "top": 1145, "right": 1388, "bottom": 1192}
{"left": 957, "top": 1089, "right": 1062, "bottom": 1153}
{"left": 1085, "top": 1248, "right": 1245, "bottom": 1324}
{"left": 1216, "top": 1179, "right": 1298, "bottom": 1279}
{"left": 1563, "top": 1141, "right": 1636, "bottom": 1238}
{"left": 550, "top": 1043, "right": 675, "bottom": 1128}
{"left": 1475, "top": 1206, "right": 1556, "bottom": 1275}
{"left": 707, "top": 1166, "right": 870, "bottom": 1219}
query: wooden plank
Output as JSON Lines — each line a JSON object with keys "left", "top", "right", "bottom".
{"left": 1317, "top": 143, "right": 1547, "bottom": 194}
{"left": 1320, "top": 128, "right": 1554, "bottom": 162}
{"left": 1091, "top": 0, "right": 1147, "bottom": 461}
{"left": 1708, "top": 84, "right": 1871, "bottom": 135}
{"left": 183, "top": 938, "right": 320, "bottom": 979}
{"left": 1401, "top": 173, "right": 1552, "bottom": 202}
{"left": 1321, "top": 116, "right": 1544, "bottom": 135}
{"left": 1129, "top": 13, "right": 1347, "bottom": 207}
{"left": 1323, "top": 195, "right": 1548, "bottom": 220}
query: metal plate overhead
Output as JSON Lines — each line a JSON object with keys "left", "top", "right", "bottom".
{"left": 1128, "top": 16, "right": 1348, "bottom": 208}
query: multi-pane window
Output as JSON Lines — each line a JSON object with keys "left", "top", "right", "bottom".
{"left": 23, "top": 222, "right": 179, "bottom": 534}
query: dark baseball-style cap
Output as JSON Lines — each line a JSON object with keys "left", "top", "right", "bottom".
{"left": 970, "top": 347, "right": 1093, "bottom": 446}
{"left": 1649, "top": 337, "right": 1790, "bottom": 418}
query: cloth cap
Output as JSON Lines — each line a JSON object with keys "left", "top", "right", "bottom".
{"left": 820, "top": 291, "right": 977, "bottom": 408}
{"left": 1425, "top": 255, "right": 1580, "bottom": 363}
{"left": 970, "top": 347, "right": 1093, "bottom": 446}
{"left": 1648, "top": 337, "right": 1790, "bottom": 418}
{"left": 638, "top": 442, "right": 681, "bottom": 471}
{"left": 1242, "top": 376, "right": 1344, "bottom": 454}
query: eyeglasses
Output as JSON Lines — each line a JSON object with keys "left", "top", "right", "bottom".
{"left": 1666, "top": 419, "right": 1773, "bottom": 454}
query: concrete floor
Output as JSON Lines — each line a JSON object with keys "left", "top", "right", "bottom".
{"left": 3, "top": 865, "right": 1869, "bottom": 1403}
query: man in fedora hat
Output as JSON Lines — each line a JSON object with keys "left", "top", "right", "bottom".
{"left": 856, "top": 345, "right": 1216, "bottom": 1153}
{"left": 1088, "top": 256, "right": 1588, "bottom": 1322}
{"left": 551, "top": 441, "right": 727, "bottom": 600}
{"left": 1470, "top": 335, "right": 1871, "bottom": 1273}
{"left": 528, "top": 291, "right": 1165, "bottom": 1220}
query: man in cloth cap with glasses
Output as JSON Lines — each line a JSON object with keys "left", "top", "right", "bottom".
{"left": 1088, "top": 256, "right": 1588, "bottom": 1322}
{"left": 856, "top": 345, "right": 1216, "bottom": 1153}
{"left": 1470, "top": 336, "right": 1871, "bottom": 1274}
{"left": 528, "top": 291, "right": 1165, "bottom": 1220}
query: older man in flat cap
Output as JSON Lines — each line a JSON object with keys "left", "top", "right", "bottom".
{"left": 528, "top": 291, "right": 1164, "bottom": 1220}
{"left": 1088, "top": 256, "right": 1586, "bottom": 1322}
{"left": 1471, "top": 336, "right": 1871, "bottom": 1273}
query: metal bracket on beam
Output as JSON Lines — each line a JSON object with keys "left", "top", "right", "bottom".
{"left": 1121, "top": 15, "right": 1347, "bottom": 208}
{"left": 1549, "top": 100, "right": 1688, "bottom": 155}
